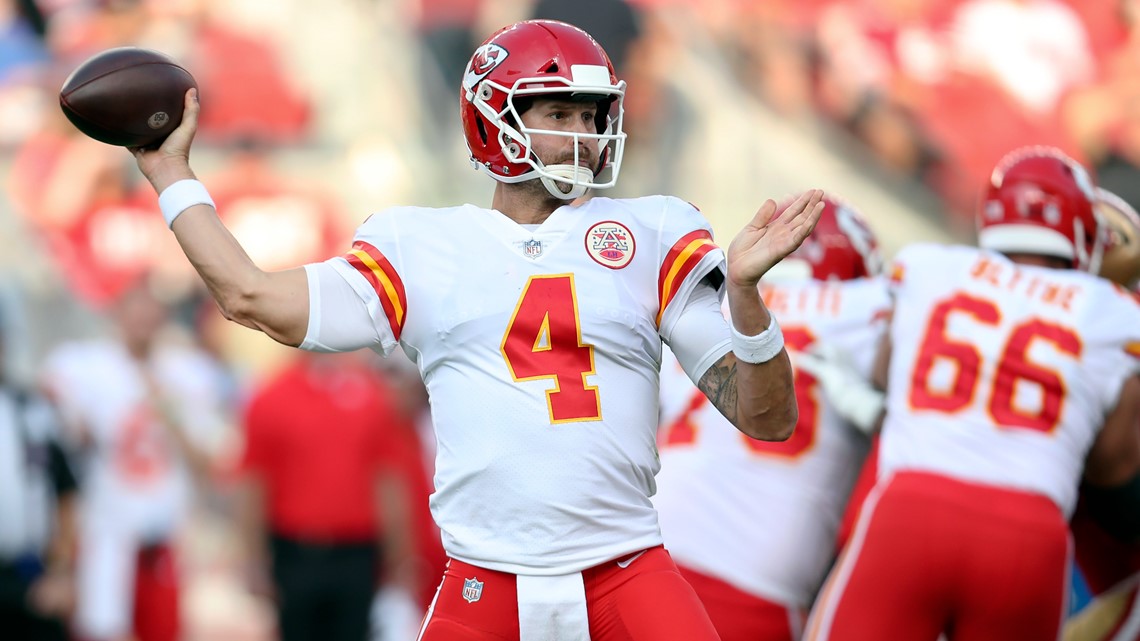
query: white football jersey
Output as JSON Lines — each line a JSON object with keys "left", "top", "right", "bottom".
{"left": 881, "top": 244, "right": 1140, "bottom": 516}
{"left": 653, "top": 277, "right": 890, "bottom": 607}
{"left": 41, "top": 340, "right": 229, "bottom": 639}
{"left": 323, "top": 196, "right": 726, "bottom": 574}
{"left": 41, "top": 340, "right": 228, "bottom": 539}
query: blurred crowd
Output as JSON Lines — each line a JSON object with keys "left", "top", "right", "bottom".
{"left": 707, "top": 0, "right": 1140, "bottom": 224}
{"left": 3, "top": 0, "right": 1139, "bottom": 295}
{"left": 0, "top": 0, "right": 1138, "bottom": 640}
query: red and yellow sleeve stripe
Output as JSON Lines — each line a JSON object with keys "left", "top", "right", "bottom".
{"left": 1125, "top": 341, "right": 1140, "bottom": 359}
{"left": 343, "top": 240, "right": 407, "bottom": 339}
{"left": 889, "top": 262, "right": 905, "bottom": 284}
{"left": 657, "top": 230, "right": 718, "bottom": 327}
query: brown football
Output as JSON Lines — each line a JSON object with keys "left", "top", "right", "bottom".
{"left": 59, "top": 47, "right": 197, "bottom": 148}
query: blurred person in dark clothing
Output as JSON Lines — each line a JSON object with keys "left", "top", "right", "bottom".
{"left": 235, "top": 350, "right": 424, "bottom": 641}
{"left": 0, "top": 303, "right": 80, "bottom": 641}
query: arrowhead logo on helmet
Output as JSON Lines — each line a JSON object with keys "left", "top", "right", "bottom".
{"left": 463, "top": 44, "right": 509, "bottom": 93}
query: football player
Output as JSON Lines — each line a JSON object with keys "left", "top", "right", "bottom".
{"left": 805, "top": 147, "right": 1140, "bottom": 641}
{"left": 126, "top": 19, "right": 824, "bottom": 641}
{"left": 39, "top": 281, "right": 229, "bottom": 641}
{"left": 1063, "top": 187, "right": 1140, "bottom": 641}
{"left": 653, "top": 194, "right": 889, "bottom": 641}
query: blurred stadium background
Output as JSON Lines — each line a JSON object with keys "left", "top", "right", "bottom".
{"left": 0, "top": 0, "right": 1132, "bottom": 638}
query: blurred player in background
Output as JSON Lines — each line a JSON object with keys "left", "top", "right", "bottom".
{"left": 805, "top": 147, "right": 1140, "bottom": 641}
{"left": 1062, "top": 187, "right": 1140, "bottom": 641}
{"left": 40, "top": 280, "right": 230, "bottom": 641}
{"left": 653, "top": 194, "right": 888, "bottom": 641}
{"left": 126, "top": 18, "right": 824, "bottom": 641}
{"left": 234, "top": 350, "right": 423, "bottom": 641}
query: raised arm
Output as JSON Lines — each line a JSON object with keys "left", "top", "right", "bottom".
{"left": 131, "top": 90, "right": 309, "bottom": 346}
{"left": 699, "top": 190, "right": 824, "bottom": 441}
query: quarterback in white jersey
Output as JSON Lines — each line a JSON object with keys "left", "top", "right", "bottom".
{"left": 323, "top": 195, "right": 732, "bottom": 573}
{"left": 125, "top": 19, "right": 824, "bottom": 641}
{"left": 654, "top": 195, "right": 889, "bottom": 641}
{"left": 40, "top": 283, "right": 228, "bottom": 641}
{"left": 807, "top": 149, "right": 1140, "bottom": 641}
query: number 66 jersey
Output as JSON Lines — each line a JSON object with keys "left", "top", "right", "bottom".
{"left": 302, "top": 195, "right": 729, "bottom": 575}
{"left": 881, "top": 243, "right": 1140, "bottom": 516}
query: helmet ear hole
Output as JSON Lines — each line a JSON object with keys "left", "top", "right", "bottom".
{"left": 475, "top": 117, "right": 488, "bottom": 145}
{"left": 543, "top": 61, "right": 559, "bottom": 73}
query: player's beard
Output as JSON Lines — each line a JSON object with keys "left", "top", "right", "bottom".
{"left": 517, "top": 174, "right": 569, "bottom": 207}
{"left": 526, "top": 149, "right": 598, "bottom": 202}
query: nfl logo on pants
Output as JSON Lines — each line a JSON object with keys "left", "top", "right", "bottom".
{"left": 462, "top": 577, "right": 484, "bottom": 603}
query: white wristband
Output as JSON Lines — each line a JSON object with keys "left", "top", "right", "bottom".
{"left": 158, "top": 179, "right": 215, "bottom": 228}
{"left": 731, "top": 318, "right": 785, "bottom": 364}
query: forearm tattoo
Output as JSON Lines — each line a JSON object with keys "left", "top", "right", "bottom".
{"left": 697, "top": 353, "right": 739, "bottom": 425}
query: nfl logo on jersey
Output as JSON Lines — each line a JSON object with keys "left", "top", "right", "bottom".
{"left": 462, "top": 577, "right": 484, "bottom": 603}
{"left": 523, "top": 239, "right": 543, "bottom": 258}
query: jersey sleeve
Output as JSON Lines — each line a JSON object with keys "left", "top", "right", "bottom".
{"left": 302, "top": 211, "right": 409, "bottom": 356}
{"left": 655, "top": 197, "right": 727, "bottom": 339}
{"left": 38, "top": 343, "right": 101, "bottom": 443}
{"left": 884, "top": 243, "right": 930, "bottom": 298}
{"left": 661, "top": 280, "right": 732, "bottom": 384}
{"left": 1082, "top": 289, "right": 1140, "bottom": 412}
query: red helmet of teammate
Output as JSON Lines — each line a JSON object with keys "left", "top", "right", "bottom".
{"left": 459, "top": 20, "right": 627, "bottom": 200}
{"left": 767, "top": 193, "right": 882, "bottom": 282}
{"left": 976, "top": 147, "right": 1106, "bottom": 273}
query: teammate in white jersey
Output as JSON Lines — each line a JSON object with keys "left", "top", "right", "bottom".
{"left": 653, "top": 195, "right": 889, "bottom": 641}
{"left": 40, "top": 282, "right": 229, "bottom": 641}
{"left": 805, "top": 148, "right": 1140, "bottom": 641}
{"left": 125, "top": 19, "right": 824, "bottom": 641}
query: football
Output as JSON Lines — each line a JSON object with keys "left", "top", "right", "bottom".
{"left": 59, "top": 47, "right": 197, "bottom": 148}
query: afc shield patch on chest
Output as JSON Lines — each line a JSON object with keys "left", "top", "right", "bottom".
{"left": 462, "top": 577, "right": 484, "bottom": 603}
{"left": 586, "top": 221, "right": 635, "bottom": 269}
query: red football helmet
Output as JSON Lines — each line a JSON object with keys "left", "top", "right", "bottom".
{"left": 976, "top": 147, "right": 1105, "bottom": 272}
{"left": 767, "top": 193, "right": 882, "bottom": 281}
{"left": 459, "top": 20, "right": 627, "bottom": 200}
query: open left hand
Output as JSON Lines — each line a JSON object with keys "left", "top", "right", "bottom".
{"left": 726, "top": 189, "right": 825, "bottom": 288}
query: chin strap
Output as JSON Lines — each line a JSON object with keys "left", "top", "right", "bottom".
{"left": 540, "top": 165, "right": 592, "bottom": 200}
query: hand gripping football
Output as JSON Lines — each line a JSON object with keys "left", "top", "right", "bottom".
{"left": 59, "top": 47, "right": 197, "bottom": 148}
